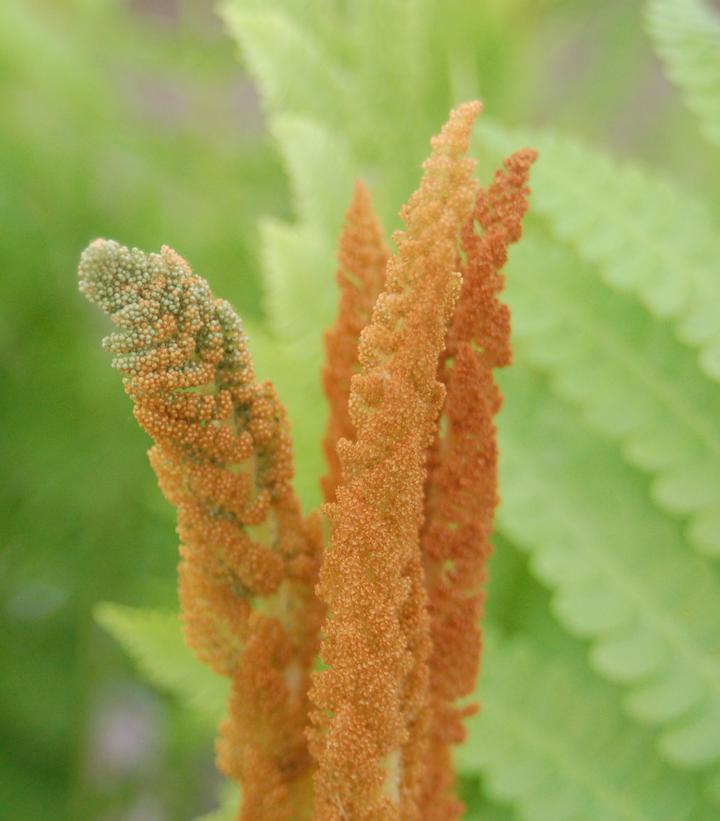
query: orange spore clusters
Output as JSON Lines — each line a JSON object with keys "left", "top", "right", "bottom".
{"left": 309, "top": 101, "right": 482, "bottom": 820}
{"left": 321, "top": 180, "right": 389, "bottom": 504}
{"left": 79, "top": 102, "right": 537, "bottom": 821}
{"left": 78, "top": 241, "right": 322, "bottom": 820}
{"left": 418, "top": 148, "right": 537, "bottom": 818}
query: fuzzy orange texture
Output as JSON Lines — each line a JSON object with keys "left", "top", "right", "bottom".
{"left": 321, "top": 180, "right": 389, "bottom": 504}
{"left": 78, "top": 241, "right": 322, "bottom": 820}
{"left": 419, "top": 148, "right": 537, "bottom": 819}
{"left": 309, "top": 101, "right": 482, "bottom": 821}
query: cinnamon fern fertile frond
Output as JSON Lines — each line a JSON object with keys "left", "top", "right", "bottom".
{"left": 78, "top": 241, "right": 322, "bottom": 820}
{"left": 79, "top": 98, "right": 537, "bottom": 819}
{"left": 309, "top": 101, "right": 482, "bottom": 820}
{"left": 321, "top": 180, "right": 388, "bottom": 503}
{"left": 419, "top": 148, "right": 536, "bottom": 818}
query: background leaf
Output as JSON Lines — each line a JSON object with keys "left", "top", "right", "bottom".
{"left": 461, "top": 630, "right": 704, "bottom": 820}
{"left": 94, "top": 603, "right": 228, "bottom": 727}
{"left": 646, "top": 0, "right": 720, "bottom": 147}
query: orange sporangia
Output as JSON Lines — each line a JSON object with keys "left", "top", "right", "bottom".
{"left": 418, "top": 148, "right": 537, "bottom": 819}
{"left": 308, "top": 101, "right": 483, "bottom": 820}
{"left": 79, "top": 100, "right": 537, "bottom": 820}
{"left": 78, "top": 241, "right": 322, "bottom": 820}
{"left": 321, "top": 180, "right": 389, "bottom": 504}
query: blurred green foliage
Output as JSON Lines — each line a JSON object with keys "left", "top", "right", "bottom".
{"left": 3, "top": 0, "right": 720, "bottom": 819}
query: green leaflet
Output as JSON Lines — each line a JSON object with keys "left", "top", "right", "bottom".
{"left": 259, "top": 219, "right": 335, "bottom": 343}
{"left": 505, "top": 231, "right": 720, "bottom": 557}
{"left": 269, "top": 115, "right": 354, "bottom": 240}
{"left": 261, "top": 115, "right": 353, "bottom": 344}
{"left": 245, "top": 323, "right": 326, "bottom": 511}
{"left": 477, "top": 123, "right": 720, "bottom": 382}
{"left": 497, "top": 365, "right": 720, "bottom": 769}
{"left": 459, "top": 631, "right": 703, "bottom": 820}
{"left": 221, "top": 8, "right": 347, "bottom": 126}
{"left": 94, "top": 603, "right": 228, "bottom": 728}
{"left": 646, "top": 0, "right": 720, "bottom": 147}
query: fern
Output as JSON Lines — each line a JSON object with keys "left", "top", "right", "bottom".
{"left": 76, "top": 2, "right": 720, "bottom": 816}
{"left": 477, "top": 123, "right": 720, "bottom": 383}
{"left": 505, "top": 231, "right": 720, "bottom": 558}
{"left": 646, "top": 0, "right": 720, "bottom": 147}
{"left": 497, "top": 365, "right": 720, "bottom": 770}
{"left": 459, "top": 631, "right": 703, "bottom": 820}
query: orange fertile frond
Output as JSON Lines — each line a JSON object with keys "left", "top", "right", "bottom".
{"left": 78, "top": 241, "right": 322, "bottom": 820}
{"left": 322, "top": 180, "right": 389, "bottom": 503}
{"left": 419, "top": 148, "right": 537, "bottom": 819}
{"left": 308, "top": 101, "right": 483, "bottom": 821}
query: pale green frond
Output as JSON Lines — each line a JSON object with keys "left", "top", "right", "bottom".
{"left": 245, "top": 323, "right": 326, "bottom": 512}
{"left": 94, "top": 603, "right": 227, "bottom": 727}
{"left": 345, "top": 0, "right": 448, "bottom": 153}
{"left": 477, "top": 123, "right": 720, "bottom": 381}
{"left": 646, "top": 0, "right": 720, "bottom": 147}
{"left": 497, "top": 367, "right": 720, "bottom": 768}
{"left": 459, "top": 632, "right": 703, "bottom": 820}
{"left": 268, "top": 115, "right": 354, "bottom": 239}
{"left": 506, "top": 231, "right": 720, "bottom": 556}
{"left": 219, "top": 7, "right": 346, "bottom": 124}
{"left": 259, "top": 217, "right": 336, "bottom": 341}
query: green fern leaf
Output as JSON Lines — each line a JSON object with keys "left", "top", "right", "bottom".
{"left": 259, "top": 218, "right": 335, "bottom": 343}
{"left": 95, "top": 603, "right": 227, "bottom": 726}
{"left": 477, "top": 123, "right": 720, "bottom": 382}
{"left": 245, "top": 323, "right": 326, "bottom": 511}
{"left": 497, "top": 367, "right": 720, "bottom": 768}
{"left": 220, "top": 7, "right": 345, "bottom": 124}
{"left": 458, "top": 631, "right": 702, "bottom": 820}
{"left": 646, "top": 0, "right": 720, "bottom": 147}
{"left": 505, "top": 231, "right": 720, "bottom": 557}
{"left": 269, "top": 115, "right": 354, "bottom": 239}
{"left": 260, "top": 115, "right": 353, "bottom": 343}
